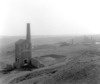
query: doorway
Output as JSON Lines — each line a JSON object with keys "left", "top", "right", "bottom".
{"left": 23, "top": 59, "right": 28, "bottom": 65}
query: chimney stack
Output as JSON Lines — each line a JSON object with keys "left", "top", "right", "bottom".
{"left": 26, "top": 23, "right": 31, "bottom": 43}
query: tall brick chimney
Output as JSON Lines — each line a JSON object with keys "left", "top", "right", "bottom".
{"left": 26, "top": 23, "right": 31, "bottom": 43}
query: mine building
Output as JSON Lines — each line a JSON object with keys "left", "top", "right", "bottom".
{"left": 14, "top": 23, "right": 44, "bottom": 69}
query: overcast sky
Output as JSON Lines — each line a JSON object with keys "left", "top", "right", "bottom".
{"left": 0, "top": 0, "right": 100, "bottom": 36}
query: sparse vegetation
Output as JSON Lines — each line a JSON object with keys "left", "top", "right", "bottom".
{"left": 1, "top": 36, "right": 100, "bottom": 84}
{"left": 43, "top": 61, "right": 100, "bottom": 84}
{"left": 1, "top": 64, "right": 15, "bottom": 74}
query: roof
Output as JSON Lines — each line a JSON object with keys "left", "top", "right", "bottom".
{"left": 15, "top": 39, "right": 26, "bottom": 45}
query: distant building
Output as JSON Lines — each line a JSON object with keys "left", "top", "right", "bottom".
{"left": 82, "top": 36, "right": 95, "bottom": 44}
{"left": 14, "top": 23, "right": 44, "bottom": 69}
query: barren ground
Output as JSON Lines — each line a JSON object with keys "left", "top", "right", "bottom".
{"left": 1, "top": 43, "right": 100, "bottom": 84}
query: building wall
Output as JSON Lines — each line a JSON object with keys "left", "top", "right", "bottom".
{"left": 15, "top": 40, "right": 32, "bottom": 69}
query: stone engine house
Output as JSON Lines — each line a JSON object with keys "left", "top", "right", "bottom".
{"left": 14, "top": 23, "right": 43, "bottom": 69}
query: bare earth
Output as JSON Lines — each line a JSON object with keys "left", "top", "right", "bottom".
{"left": 1, "top": 43, "right": 100, "bottom": 84}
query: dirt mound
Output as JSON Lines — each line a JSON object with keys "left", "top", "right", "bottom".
{"left": 37, "top": 54, "right": 66, "bottom": 66}
{"left": 42, "top": 62, "right": 100, "bottom": 84}
{"left": 39, "top": 54, "right": 66, "bottom": 59}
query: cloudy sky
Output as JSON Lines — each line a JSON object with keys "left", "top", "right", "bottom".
{"left": 0, "top": 0, "right": 100, "bottom": 36}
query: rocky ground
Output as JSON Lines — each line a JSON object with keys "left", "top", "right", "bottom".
{"left": 0, "top": 52, "right": 100, "bottom": 84}
{"left": 1, "top": 44, "right": 100, "bottom": 84}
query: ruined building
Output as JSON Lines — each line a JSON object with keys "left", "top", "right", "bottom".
{"left": 14, "top": 23, "right": 44, "bottom": 69}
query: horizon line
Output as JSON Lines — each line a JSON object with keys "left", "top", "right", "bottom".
{"left": 0, "top": 34, "right": 100, "bottom": 37}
